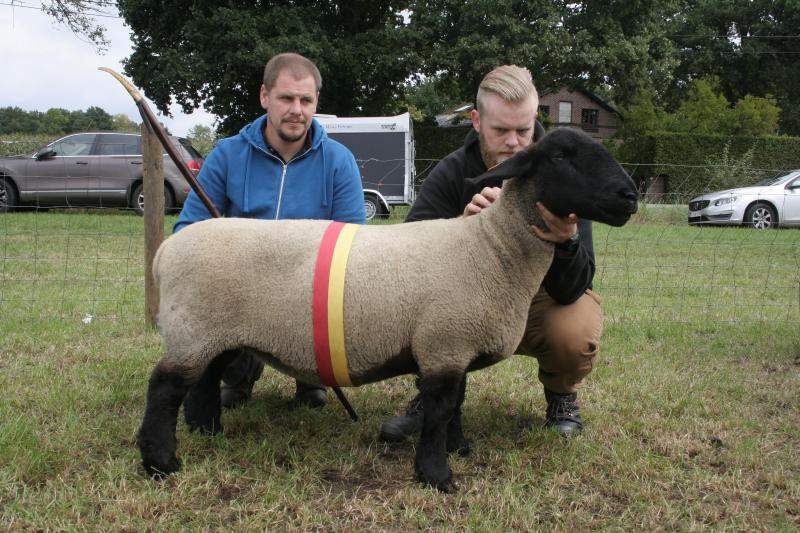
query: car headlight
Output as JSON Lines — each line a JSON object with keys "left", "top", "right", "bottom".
{"left": 713, "top": 196, "right": 738, "bottom": 206}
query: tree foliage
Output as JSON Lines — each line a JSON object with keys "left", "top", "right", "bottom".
{"left": 118, "top": 0, "right": 416, "bottom": 133}
{"left": 112, "top": 0, "right": 800, "bottom": 135}
{"left": 40, "top": 0, "right": 116, "bottom": 50}
{"left": 0, "top": 106, "right": 132, "bottom": 135}
{"left": 186, "top": 124, "right": 218, "bottom": 157}
{"left": 668, "top": 0, "right": 800, "bottom": 134}
{"left": 620, "top": 79, "right": 782, "bottom": 139}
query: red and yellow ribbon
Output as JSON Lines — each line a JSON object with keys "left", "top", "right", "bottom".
{"left": 312, "top": 221, "right": 360, "bottom": 387}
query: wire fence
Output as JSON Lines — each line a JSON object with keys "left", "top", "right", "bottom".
{"left": 1, "top": 155, "right": 799, "bottom": 326}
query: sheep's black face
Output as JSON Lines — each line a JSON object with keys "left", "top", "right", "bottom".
{"left": 536, "top": 129, "right": 638, "bottom": 226}
{"left": 471, "top": 128, "right": 639, "bottom": 227}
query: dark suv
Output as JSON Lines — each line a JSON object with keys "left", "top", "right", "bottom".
{"left": 0, "top": 132, "right": 204, "bottom": 214}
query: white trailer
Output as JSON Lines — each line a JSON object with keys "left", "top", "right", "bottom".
{"left": 315, "top": 113, "right": 416, "bottom": 220}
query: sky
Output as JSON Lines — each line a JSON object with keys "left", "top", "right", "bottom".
{"left": 0, "top": 3, "right": 217, "bottom": 137}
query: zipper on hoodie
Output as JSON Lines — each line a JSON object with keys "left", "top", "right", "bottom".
{"left": 273, "top": 146, "right": 314, "bottom": 220}
{"left": 253, "top": 132, "right": 315, "bottom": 220}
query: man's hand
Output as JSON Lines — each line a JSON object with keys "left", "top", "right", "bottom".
{"left": 462, "top": 186, "right": 501, "bottom": 217}
{"left": 532, "top": 202, "right": 578, "bottom": 244}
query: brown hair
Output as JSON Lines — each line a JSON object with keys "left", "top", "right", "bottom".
{"left": 263, "top": 53, "right": 322, "bottom": 92}
{"left": 476, "top": 65, "right": 537, "bottom": 112}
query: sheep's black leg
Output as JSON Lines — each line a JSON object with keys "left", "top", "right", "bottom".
{"left": 184, "top": 350, "right": 239, "bottom": 435}
{"left": 446, "top": 374, "right": 470, "bottom": 456}
{"left": 137, "top": 363, "right": 192, "bottom": 478}
{"left": 415, "top": 372, "right": 462, "bottom": 493}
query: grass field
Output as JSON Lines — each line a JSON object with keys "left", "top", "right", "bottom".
{"left": 1, "top": 209, "right": 799, "bottom": 530}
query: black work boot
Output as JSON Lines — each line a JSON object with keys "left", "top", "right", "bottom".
{"left": 294, "top": 381, "right": 328, "bottom": 408}
{"left": 220, "top": 352, "right": 264, "bottom": 409}
{"left": 544, "top": 389, "right": 584, "bottom": 438}
{"left": 379, "top": 394, "right": 424, "bottom": 442}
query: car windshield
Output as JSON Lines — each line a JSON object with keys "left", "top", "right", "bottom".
{"left": 753, "top": 171, "right": 798, "bottom": 187}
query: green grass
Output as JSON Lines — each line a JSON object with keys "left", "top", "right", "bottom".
{"left": 1, "top": 209, "right": 799, "bottom": 530}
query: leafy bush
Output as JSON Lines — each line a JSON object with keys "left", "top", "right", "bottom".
{"left": 0, "top": 134, "right": 52, "bottom": 157}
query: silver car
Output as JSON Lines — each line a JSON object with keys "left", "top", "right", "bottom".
{"left": 688, "top": 170, "right": 800, "bottom": 229}
{"left": 0, "top": 132, "right": 203, "bottom": 214}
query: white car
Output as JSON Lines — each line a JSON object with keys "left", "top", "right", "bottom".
{"left": 688, "top": 170, "right": 800, "bottom": 229}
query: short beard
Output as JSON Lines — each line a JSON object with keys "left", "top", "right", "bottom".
{"left": 277, "top": 126, "right": 307, "bottom": 143}
{"left": 479, "top": 144, "right": 500, "bottom": 170}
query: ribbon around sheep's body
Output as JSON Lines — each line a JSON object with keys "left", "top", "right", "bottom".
{"left": 99, "top": 67, "right": 359, "bottom": 421}
{"left": 312, "top": 221, "right": 361, "bottom": 387}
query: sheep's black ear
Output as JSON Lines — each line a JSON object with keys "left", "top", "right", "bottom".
{"left": 464, "top": 146, "right": 538, "bottom": 189}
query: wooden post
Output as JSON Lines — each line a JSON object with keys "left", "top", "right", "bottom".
{"left": 141, "top": 123, "right": 165, "bottom": 327}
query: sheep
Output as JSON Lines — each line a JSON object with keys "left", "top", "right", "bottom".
{"left": 137, "top": 127, "right": 639, "bottom": 492}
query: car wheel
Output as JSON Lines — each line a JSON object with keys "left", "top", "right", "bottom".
{"left": 744, "top": 202, "right": 778, "bottom": 229}
{"left": 364, "top": 195, "right": 380, "bottom": 221}
{"left": 132, "top": 183, "right": 175, "bottom": 216}
{"left": 0, "top": 177, "right": 17, "bottom": 213}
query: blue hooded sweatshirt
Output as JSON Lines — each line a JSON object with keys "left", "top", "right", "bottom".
{"left": 174, "top": 114, "right": 366, "bottom": 232}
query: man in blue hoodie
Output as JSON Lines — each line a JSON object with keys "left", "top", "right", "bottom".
{"left": 175, "top": 52, "right": 366, "bottom": 409}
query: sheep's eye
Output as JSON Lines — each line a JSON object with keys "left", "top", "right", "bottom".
{"left": 551, "top": 151, "right": 565, "bottom": 161}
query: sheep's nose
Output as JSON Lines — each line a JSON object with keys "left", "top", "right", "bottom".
{"left": 619, "top": 188, "right": 639, "bottom": 212}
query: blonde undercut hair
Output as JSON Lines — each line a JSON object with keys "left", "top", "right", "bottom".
{"left": 475, "top": 65, "right": 537, "bottom": 112}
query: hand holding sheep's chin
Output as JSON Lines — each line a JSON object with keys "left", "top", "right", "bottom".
{"left": 460, "top": 186, "right": 502, "bottom": 218}
{"left": 531, "top": 202, "right": 578, "bottom": 244}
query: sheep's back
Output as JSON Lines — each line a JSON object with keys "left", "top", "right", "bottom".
{"left": 155, "top": 218, "right": 330, "bottom": 376}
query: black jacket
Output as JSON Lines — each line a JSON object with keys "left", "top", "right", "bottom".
{"left": 406, "top": 128, "right": 595, "bottom": 305}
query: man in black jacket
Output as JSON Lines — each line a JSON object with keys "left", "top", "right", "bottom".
{"left": 380, "top": 65, "right": 601, "bottom": 440}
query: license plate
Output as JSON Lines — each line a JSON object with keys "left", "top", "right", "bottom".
{"left": 689, "top": 211, "right": 700, "bottom": 218}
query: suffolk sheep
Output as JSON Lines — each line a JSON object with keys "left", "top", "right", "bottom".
{"left": 137, "top": 127, "right": 638, "bottom": 492}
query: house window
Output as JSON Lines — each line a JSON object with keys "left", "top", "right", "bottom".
{"left": 558, "top": 101, "right": 572, "bottom": 124}
{"left": 581, "top": 108, "right": 599, "bottom": 130}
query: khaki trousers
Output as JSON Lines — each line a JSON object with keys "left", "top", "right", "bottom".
{"left": 517, "top": 288, "right": 603, "bottom": 394}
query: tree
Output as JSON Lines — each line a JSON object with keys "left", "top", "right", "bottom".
{"left": 671, "top": 78, "right": 732, "bottom": 135}
{"left": 118, "top": 0, "right": 417, "bottom": 134}
{"left": 731, "top": 95, "right": 780, "bottom": 136}
{"left": 668, "top": 0, "right": 800, "bottom": 134}
{"left": 407, "top": 0, "right": 571, "bottom": 104}
{"left": 186, "top": 124, "right": 217, "bottom": 157}
{"left": 0, "top": 107, "right": 40, "bottom": 134}
{"left": 40, "top": 0, "right": 114, "bottom": 50}
{"left": 112, "top": 113, "right": 140, "bottom": 132}
{"left": 407, "top": 0, "right": 681, "bottom": 108}
{"left": 618, "top": 88, "right": 670, "bottom": 141}
{"left": 402, "top": 77, "right": 461, "bottom": 123}
{"left": 69, "top": 106, "right": 114, "bottom": 131}
{"left": 40, "top": 108, "right": 72, "bottom": 134}
{"left": 560, "top": 0, "right": 681, "bottom": 107}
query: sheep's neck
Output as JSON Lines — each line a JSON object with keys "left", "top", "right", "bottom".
{"left": 476, "top": 177, "right": 553, "bottom": 261}
{"left": 499, "top": 177, "right": 548, "bottom": 235}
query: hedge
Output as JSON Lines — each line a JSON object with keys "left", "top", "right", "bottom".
{"left": 0, "top": 134, "right": 51, "bottom": 157}
{"left": 618, "top": 132, "right": 800, "bottom": 199}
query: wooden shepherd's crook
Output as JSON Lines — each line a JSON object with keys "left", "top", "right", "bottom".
{"left": 99, "top": 67, "right": 359, "bottom": 422}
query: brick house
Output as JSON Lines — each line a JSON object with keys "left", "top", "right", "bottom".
{"left": 538, "top": 87, "right": 621, "bottom": 139}
{"left": 435, "top": 86, "right": 621, "bottom": 140}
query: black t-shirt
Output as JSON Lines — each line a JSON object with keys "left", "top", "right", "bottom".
{"left": 406, "top": 127, "right": 595, "bottom": 305}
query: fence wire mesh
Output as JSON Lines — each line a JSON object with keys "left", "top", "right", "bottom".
{"left": 1, "top": 155, "right": 799, "bottom": 325}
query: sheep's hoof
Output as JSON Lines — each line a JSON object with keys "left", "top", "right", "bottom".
{"left": 419, "top": 471, "right": 456, "bottom": 493}
{"left": 142, "top": 456, "right": 181, "bottom": 479}
{"left": 448, "top": 442, "right": 471, "bottom": 457}
{"left": 186, "top": 417, "right": 222, "bottom": 436}
{"left": 416, "top": 459, "right": 455, "bottom": 493}
{"left": 446, "top": 435, "right": 471, "bottom": 457}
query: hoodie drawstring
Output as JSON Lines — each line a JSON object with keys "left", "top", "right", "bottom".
{"left": 243, "top": 143, "right": 253, "bottom": 212}
{"left": 321, "top": 141, "right": 330, "bottom": 209}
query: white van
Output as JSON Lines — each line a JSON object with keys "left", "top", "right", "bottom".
{"left": 316, "top": 113, "right": 416, "bottom": 220}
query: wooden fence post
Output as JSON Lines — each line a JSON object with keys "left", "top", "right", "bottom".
{"left": 141, "top": 124, "right": 165, "bottom": 327}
